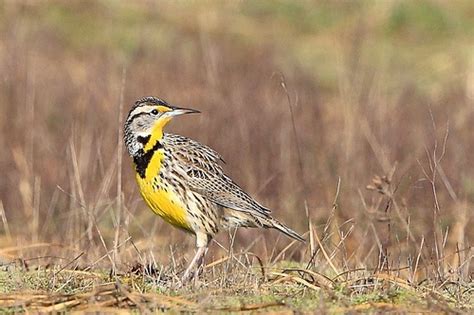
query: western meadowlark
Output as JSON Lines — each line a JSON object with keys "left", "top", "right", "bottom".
{"left": 124, "top": 96, "right": 304, "bottom": 281}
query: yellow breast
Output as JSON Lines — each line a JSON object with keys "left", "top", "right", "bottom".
{"left": 136, "top": 149, "right": 192, "bottom": 232}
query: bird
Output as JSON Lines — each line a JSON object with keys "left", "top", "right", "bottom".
{"left": 123, "top": 96, "right": 304, "bottom": 282}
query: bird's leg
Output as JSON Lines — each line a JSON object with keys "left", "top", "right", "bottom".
{"left": 181, "top": 246, "right": 207, "bottom": 283}
{"left": 193, "top": 246, "right": 208, "bottom": 281}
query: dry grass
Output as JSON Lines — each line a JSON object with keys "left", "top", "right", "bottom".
{"left": 0, "top": 0, "right": 472, "bottom": 312}
{"left": 0, "top": 257, "right": 471, "bottom": 313}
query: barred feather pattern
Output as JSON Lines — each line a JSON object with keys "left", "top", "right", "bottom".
{"left": 160, "top": 133, "right": 305, "bottom": 243}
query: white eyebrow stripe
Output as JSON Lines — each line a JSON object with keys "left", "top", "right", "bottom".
{"left": 127, "top": 105, "right": 156, "bottom": 121}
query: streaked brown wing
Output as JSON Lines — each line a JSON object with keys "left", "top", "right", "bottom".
{"left": 163, "top": 133, "right": 271, "bottom": 215}
{"left": 163, "top": 133, "right": 224, "bottom": 176}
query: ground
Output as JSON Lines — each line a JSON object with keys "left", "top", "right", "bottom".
{"left": 0, "top": 257, "right": 471, "bottom": 313}
{"left": 0, "top": 0, "right": 473, "bottom": 313}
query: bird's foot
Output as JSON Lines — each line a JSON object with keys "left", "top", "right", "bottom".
{"left": 180, "top": 246, "right": 207, "bottom": 286}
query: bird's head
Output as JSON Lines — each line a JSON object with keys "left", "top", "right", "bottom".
{"left": 124, "top": 96, "right": 199, "bottom": 156}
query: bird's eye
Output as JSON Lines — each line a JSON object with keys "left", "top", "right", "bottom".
{"left": 151, "top": 109, "right": 159, "bottom": 115}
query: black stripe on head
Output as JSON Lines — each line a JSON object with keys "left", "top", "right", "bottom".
{"left": 133, "top": 140, "right": 164, "bottom": 178}
{"left": 136, "top": 96, "right": 169, "bottom": 106}
{"left": 126, "top": 96, "right": 170, "bottom": 123}
{"left": 127, "top": 111, "right": 149, "bottom": 124}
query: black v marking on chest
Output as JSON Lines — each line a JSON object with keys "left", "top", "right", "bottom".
{"left": 133, "top": 140, "right": 164, "bottom": 179}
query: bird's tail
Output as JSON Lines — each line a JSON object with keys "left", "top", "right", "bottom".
{"left": 268, "top": 218, "right": 305, "bottom": 242}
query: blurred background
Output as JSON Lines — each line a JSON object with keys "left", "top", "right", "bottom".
{"left": 0, "top": 0, "right": 472, "bottom": 277}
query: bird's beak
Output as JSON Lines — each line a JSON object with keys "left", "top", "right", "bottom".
{"left": 166, "top": 106, "right": 201, "bottom": 117}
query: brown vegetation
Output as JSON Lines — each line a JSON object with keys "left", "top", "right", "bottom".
{"left": 0, "top": 0, "right": 471, "bottom": 312}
